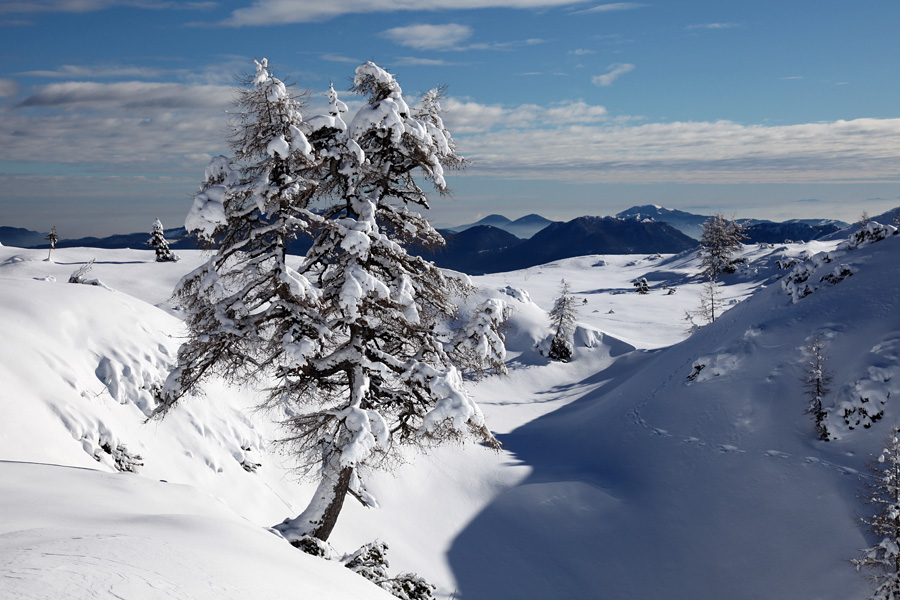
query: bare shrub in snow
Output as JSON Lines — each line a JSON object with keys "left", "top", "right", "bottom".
{"left": 853, "top": 426, "right": 900, "bottom": 599}
{"left": 155, "top": 59, "right": 498, "bottom": 543}
{"left": 67, "top": 259, "right": 112, "bottom": 290}
{"left": 686, "top": 279, "right": 722, "bottom": 329}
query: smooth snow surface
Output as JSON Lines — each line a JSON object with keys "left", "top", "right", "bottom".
{"left": 1, "top": 230, "right": 898, "bottom": 599}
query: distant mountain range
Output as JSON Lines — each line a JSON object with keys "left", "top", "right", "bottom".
{"left": 615, "top": 205, "right": 710, "bottom": 240}
{"left": 1, "top": 205, "right": 868, "bottom": 276}
{"left": 615, "top": 204, "right": 849, "bottom": 242}
{"left": 446, "top": 214, "right": 556, "bottom": 239}
{"left": 420, "top": 216, "right": 697, "bottom": 275}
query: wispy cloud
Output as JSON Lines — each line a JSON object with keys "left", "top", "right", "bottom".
{"left": 570, "top": 48, "right": 596, "bottom": 56}
{"left": 780, "top": 76, "right": 803, "bottom": 80}
{"left": 686, "top": 22, "right": 740, "bottom": 30}
{"left": 592, "top": 63, "right": 634, "bottom": 86}
{"left": 0, "top": 0, "right": 217, "bottom": 15}
{"left": 380, "top": 23, "right": 473, "bottom": 51}
{"left": 19, "top": 64, "right": 167, "bottom": 79}
{"left": 392, "top": 56, "right": 464, "bottom": 67}
{"left": 320, "top": 53, "right": 360, "bottom": 64}
{"left": 220, "top": 0, "right": 593, "bottom": 26}
{"left": 571, "top": 2, "right": 645, "bottom": 15}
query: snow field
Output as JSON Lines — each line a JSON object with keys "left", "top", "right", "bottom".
{"left": 1, "top": 227, "right": 898, "bottom": 599}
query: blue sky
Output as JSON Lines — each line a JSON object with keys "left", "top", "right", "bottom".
{"left": 1, "top": 0, "right": 898, "bottom": 237}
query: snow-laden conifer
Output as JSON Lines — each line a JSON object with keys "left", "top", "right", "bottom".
{"left": 802, "top": 336, "right": 832, "bottom": 439}
{"left": 700, "top": 213, "right": 746, "bottom": 281}
{"left": 45, "top": 226, "right": 58, "bottom": 261}
{"left": 853, "top": 427, "right": 900, "bottom": 599}
{"left": 147, "top": 218, "right": 179, "bottom": 262}
{"left": 451, "top": 298, "right": 510, "bottom": 379}
{"left": 547, "top": 279, "right": 578, "bottom": 362}
{"left": 155, "top": 59, "right": 499, "bottom": 544}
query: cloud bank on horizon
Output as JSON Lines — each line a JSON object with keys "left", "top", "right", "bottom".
{"left": 0, "top": 0, "right": 898, "bottom": 236}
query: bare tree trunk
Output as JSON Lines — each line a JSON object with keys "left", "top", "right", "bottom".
{"left": 273, "top": 458, "right": 353, "bottom": 543}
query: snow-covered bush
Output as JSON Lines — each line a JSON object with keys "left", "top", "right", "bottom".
{"left": 68, "top": 259, "right": 113, "bottom": 290}
{"left": 451, "top": 298, "right": 510, "bottom": 379}
{"left": 853, "top": 426, "right": 900, "bottom": 599}
{"left": 844, "top": 221, "right": 898, "bottom": 250}
{"left": 342, "top": 541, "right": 436, "bottom": 600}
{"left": 633, "top": 277, "right": 650, "bottom": 294}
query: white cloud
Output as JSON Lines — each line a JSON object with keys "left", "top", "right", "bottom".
{"left": 455, "top": 117, "right": 900, "bottom": 185}
{"left": 18, "top": 81, "right": 233, "bottom": 110}
{"left": 380, "top": 23, "right": 473, "bottom": 50}
{"left": 221, "top": 0, "right": 593, "bottom": 26}
{"left": 591, "top": 63, "right": 634, "bottom": 86}
{"left": 0, "top": 78, "right": 21, "bottom": 98}
{"left": 686, "top": 22, "right": 740, "bottom": 30}
{"left": 570, "top": 48, "right": 596, "bottom": 56}
{"left": 443, "top": 98, "right": 609, "bottom": 133}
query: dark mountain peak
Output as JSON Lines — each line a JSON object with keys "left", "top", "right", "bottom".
{"left": 473, "top": 214, "right": 512, "bottom": 226}
{"left": 510, "top": 214, "right": 553, "bottom": 226}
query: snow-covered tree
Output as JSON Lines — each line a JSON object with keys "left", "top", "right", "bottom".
{"left": 451, "top": 298, "right": 510, "bottom": 379}
{"left": 547, "top": 279, "right": 578, "bottom": 362}
{"left": 685, "top": 278, "right": 722, "bottom": 330}
{"left": 699, "top": 213, "right": 746, "bottom": 281}
{"left": 853, "top": 426, "right": 900, "bottom": 599}
{"left": 147, "top": 218, "right": 179, "bottom": 262}
{"left": 154, "top": 59, "right": 498, "bottom": 544}
{"left": 633, "top": 277, "right": 650, "bottom": 294}
{"left": 45, "top": 226, "right": 58, "bottom": 261}
{"left": 802, "top": 336, "right": 832, "bottom": 439}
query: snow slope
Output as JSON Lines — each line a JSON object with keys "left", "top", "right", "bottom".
{"left": 1, "top": 227, "right": 897, "bottom": 599}
{"left": 0, "top": 461, "right": 395, "bottom": 600}
{"left": 451, "top": 228, "right": 900, "bottom": 600}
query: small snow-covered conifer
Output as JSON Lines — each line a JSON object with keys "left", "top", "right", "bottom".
{"left": 853, "top": 426, "right": 900, "bottom": 599}
{"left": 45, "top": 226, "right": 58, "bottom": 261}
{"left": 700, "top": 213, "right": 746, "bottom": 281}
{"left": 633, "top": 277, "right": 650, "bottom": 294}
{"left": 155, "top": 59, "right": 498, "bottom": 544}
{"left": 451, "top": 298, "right": 510, "bottom": 379}
{"left": 146, "top": 218, "right": 179, "bottom": 262}
{"left": 802, "top": 336, "right": 832, "bottom": 439}
{"left": 548, "top": 279, "right": 578, "bottom": 362}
